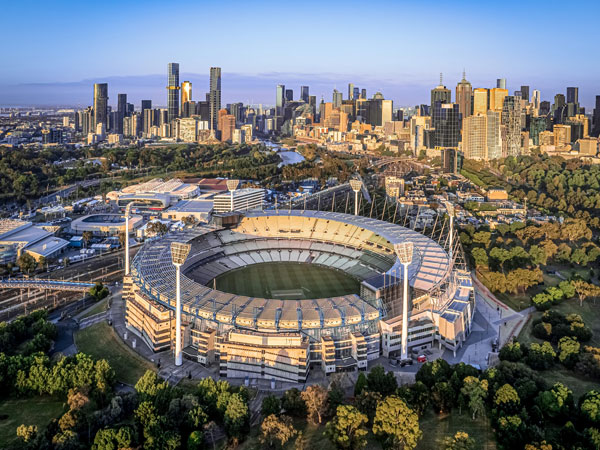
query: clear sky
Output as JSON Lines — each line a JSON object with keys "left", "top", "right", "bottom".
{"left": 1, "top": 0, "right": 599, "bottom": 108}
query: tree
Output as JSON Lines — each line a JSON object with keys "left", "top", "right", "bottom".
{"left": 558, "top": 336, "right": 580, "bottom": 368}
{"left": 472, "top": 231, "right": 492, "bottom": 247}
{"left": 301, "top": 385, "right": 328, "bottom": 424}
{"left": 146, "top": 221, "right": 168, "bottom": 236}
{"left": 261, "top": 395, "right": 281, "bottom": 417}
{"left": 282, "top": 388, "right": 306, "bottom": 417}
{"left": 260, "top": 414, "right": 297, "bottom": 448}
{"left": 224, "top": 393, "right": 249, "bottom": 438}
{"left": 471, "top": 247, "right": 488, "bottom": 268}
{"left": 135, "top": 370, "right": 169, "bottom": 402}
{"left": 89, "top": 282, "right": 110, "bottom": 301}
{"left": 499, "top": 342, "right": 524, "bottom": 362}
{"left": 187, "top": 430, "right": 204, "bottom": 450}
{"left": 355, "top": 390, "right": 382, "bottom": 424}
{"left": 580, "top": 391, "right": 600, "bottom": 424}
{"left": 526, "top": 342, "right": 556, "bottom": 370}
{"left": 572, "top": 280, "right": 600, "bottom": 307}
{"left": 373, "top": 396, "right": 422, "bottom": 450}
{"left": 325, "top": 405, "right": 368, "bottom": 450}
{"left": 82, "top": 231, "right": 94, "bottom": 248}
{"left": 494, "top": 384, "right": 520, "bottom": 414}
{"left": 16, "top": 424, "right": 37, "bottom": 443}
{"left": 367, "top": 365, "right": 398, "bottom": 397}
{"left": 535, "top": 382, "right": 573, "bottom": 420}
{"left": 182, "top": 215, "right": 197, "bottom": 227}
{"left": 442, "top": 431, "right": 475, "bottom": 450}
{"left": 17, "top": 252, "right": 37, "bottom": 275}
{"left": 431, "top": 382, "right": 455, "bottom": 414}
{"left": 354, "top": 372, "right": 368, "bottom": 396}
{"left": 460, "top": 376, "right": 488, "bottom": 420}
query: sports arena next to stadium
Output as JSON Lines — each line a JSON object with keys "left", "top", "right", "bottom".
{"left": 123, "top": 198, "right": 474, "bottom": 383}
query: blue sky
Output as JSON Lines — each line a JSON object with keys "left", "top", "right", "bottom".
{"left": 1, "top": 0, "right": 599, "bottom": 108}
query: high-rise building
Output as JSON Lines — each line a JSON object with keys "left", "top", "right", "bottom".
{"left": 592, "top": 96, "right": 600, "bottom": 137}
{"left": 501, "top": 95, "right": 522, "bottom": 157}
{"left": 300, "top": 86, "right": 309, "bottom": 103}
{"left": 486, "top": 110, "right": 502, "bottom": 160}
{"left": 361, "top": 88, "right": 367, "bottom": 99}
{"left": 520, "top": 86, "right": 530, "bottom": 103}
{"left": 455, "top": 71, "right": 472, "bottom": 118}
{"left": 276, "top": 85, "right": 285, "bottom": 114}
{"left": 116, "top": 93, "right": 127, "bottom": 134}
{"left": 348, "top": 83, "right": 355, "bottom": 100}
{"left": 431, "top": 75, "right": 452, "bottom": 112}
{"left": 332, "top": 89, "right": 343, "bottom": 109}
{"left": 441, "top": 148, "right": 463, "bottom": 173}
{"left": 181, "top": 81, "right": 192, "bottom": 113}
{"left": 462, "top": 114, "right": 487, "bottom": 160}
{"left": 167, "top": 63, "right": 180, "bottom": 123}
{"left": 472, "top": 88, "right": 488, "bottom": 116}
{"left": 530, "top": 116, "right": 547, "bottom": 145}
{"left": 432, "top": 102, "right": 460, "bottom": 148}
{"left": 93, "top": 83, "right": 108, "bottom": 129}
{"left": 531, "top": 90, "right": 541, "bottom": 111}
{"left": 220, "top": 114, "right": 236, "bottom": 142}
{"left": 209, "top": 67, "right": 222, "bottom": 130}
{"left": 285, "top": 89, "right": 293, "bottom": 102}
{"left": 567, "top": 87, "right": 579, "bottom": 105}
{"left": 496, "top": 78, "right": 506, "bottom": 89}
{"left": 353, "top": 87, "right": 360, "bottom": 100}
{"left": 489, "top": 88, "right": 508, "bottom": 112}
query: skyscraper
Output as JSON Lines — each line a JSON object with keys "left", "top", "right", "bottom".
{"left": 501, "top": 95, "right": 521, "bottom": 157}
{"left": 276, "top": 85, "right": 285, "bottom": 115}
{"left": 430, "top": 74, "right": 452, "bottom": 112}
{"left": 520, "top": 86, "right": 530, "bottom": 103}
{"left": 209, "top": 67, "right": 222, "bottom": 130}
{"left": 489, "top": 88, "right": 508, "bottom": 112}
{"left": 285, "top": 89, "right": 293, "bottom": 102}
{"left": 361, "top": 89, "right": 367, "bottom": 100}
{"left": 432, "top": 102, "right": 460, "bottom": 148}
{"left": 332, "top": 89, "right": 343, "bottom": 108}
{"left": 348, "top": 83, "right": 355, "bottom": 100}
{"left": 593, "top": 96, "right": 600, "bottom": 137}
{"left": 117, "top": 93, "right": 127, "bottom": 134}
{"left": 567, "top": 87, "right": 579, "bottom": 104}
{"left": 496, "top": 78, "right": 506, "bottom": 89}
{"left": 181, "top": 81, "right": 192, "bottom": 113}
{"left": 167, "top": 63, "right": 180, "bottom": 123}
{"left": 486, "top": 110, "right": 502, "bottom": 160}
{"left": 93, "top": 83, "right": 108, "bottom": 130}
{"left": 455, "top": 71, "right": 472, "bottom": 118}
{"left": 472, "top": 88, "right": 488, "bottom": 116}
{"left": 462, "top": 114, "right": 487, "bottom": 160}
{"left": 300, "top": 86, "right": 309, "bottom": 103}
{"left": 531, "top": 90, "right": 541, "bottom": 111}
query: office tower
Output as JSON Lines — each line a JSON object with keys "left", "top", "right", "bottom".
{"left": 530, "top": 116, "right": 548, "bottom": 145}
{"left": 501, "top": 95, "right": 521, "bottom": 157}
{"left": 167, "top": 63, "right": 180, "bottom": 123}
{"left": 116, "top": 93, "right": 127, "bottom": 134}
{"left": 472, "top": 88, "right": 488, "bottom": 115}
{"left": 196, "top": 101, "right": 210, "bottom": 123}
{"left": 220, "top": 115, "right": 236, "bottom": 142}
{"left": 489, "top": 88, "right": 508, "bottom": 112}
{"left": 432, "top": 102, "right": 460, "bottom": 148}
{"left": 462, "top": 114, "right": 487, "bottom": 160}
{"left": 353, "top": 87, "right": 360, "bottom": 100}
{"left": 285, "top": 89, "right": 293, "bottom": 102}
{"left": 83, "top": 107, "right": 94, "bottom": 135}
{"left": 441, "top": 148, "right": 463, "bottom": 173}
{"left": 276, "top": 84, "right": 285, "bottom": 114}
{"left": 308, "top": 96, "right": 317, "bottom": 115}
{"left": 93, "top": 83, "right": 108, "bottom": 129}
{"left": 361, "top": 88, "right": 367, "bottom": 99}
{"left": 348, "top": 83, "right": 354, "bottom": 100}
{"left": 332, "top": 89, "right": 343, "bottom": 108}
{"left": 520, "top": 86, "right": 530, "bottom": 103}
{"left": 553, "top": 124, "right": 571, "bottom": 146}
{"left": 554, "top": 94, "right": 566, "bottom": 111}
{"left": 496, "top": 78, "right": 506, "bottom": 89}
{"left": 143, "top": 109, "right": 155, "bottom": 135}
{"left": 431, "top": 75, "right": 452, "bottom": 112}
{"left": 486, "top": 110, "right": 502, "bottom": 160}
{"left": 230, "top": 102, "right": 244, "bottom": 125}
{"left": 300, "top": 86, "right": 309, "bottom": 103}
{"left": 209, "top": 67, "right": 222, "bottom": 130}
{"left": 531, "top": 90, "right": 541, "bottom": 111}
{"left": 567, "top": 87, "right": 579, "bottom": 104}
{"left": 592, "top": 96, "right": 600, "bottom": 137}
{"left": 540, "top": 101, "right": 551, "bottom": 116}
{"left": 181, "top": 81, "right": 192, "bottom": 113}
{"left": 455, "top": 71, "right": 472, "bottom": 118}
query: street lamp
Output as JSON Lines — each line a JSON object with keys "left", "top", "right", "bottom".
{"left": 394, "top": 241, "right": 413, "bottom": 361}
{"left": 171, "top": 241, "right": 191, "bottom": 366}
{"left": 349, "top": 179, "right": 362, "bottom": 216}
{"left": 124, "top": 203, "right": 133, "bottom": 276}
{"left": 226, "top": 179, "right": 239, "bottom": 212}
{"left": 443, "top": 201, "right": 455, "bottom": 264}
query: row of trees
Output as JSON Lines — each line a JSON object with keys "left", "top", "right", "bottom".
{"left": 0, "top": 310, "right": 56, "bottom": 356}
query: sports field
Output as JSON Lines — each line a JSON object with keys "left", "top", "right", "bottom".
{"left": 214, "top": 262, "right": 359, "bottom": 299}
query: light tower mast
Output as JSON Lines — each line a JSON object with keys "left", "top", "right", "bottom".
{"left": 170, "top": 242, "right": 191, "bottom": 366}
{"left": 349, "top": 179, "right": 362, "bottom": 216}
{"left": 227, "top": 179, "right": 239, "bottom": 212}
{"left": 394, "top": 241, "right": 414, "bottom": 361}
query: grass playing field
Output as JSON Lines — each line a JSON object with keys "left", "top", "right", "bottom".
{"left": 214, "top": 262, "right": 360, "bottom": 299}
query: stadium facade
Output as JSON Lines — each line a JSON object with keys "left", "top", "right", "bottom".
{"left": 124, "top": 210, "right": 473, "bottom": 382}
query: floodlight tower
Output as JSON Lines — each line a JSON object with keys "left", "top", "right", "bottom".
{"left": 349, "top": 179, "right": 362, "bottom": 216}
{"left": 444, "top": 201, "right": 455, "bottom": 264}
{"left": 124, "top": 203, "right": 133, "bottom": 276}
{"left": 171, "top": 241, "right": 191, "bottom": 366}
{"left": 226, "top": 179, "right": 239, "bottom": 212}
{"left": 394, "top": 241, "right": 414, "bottom": 361}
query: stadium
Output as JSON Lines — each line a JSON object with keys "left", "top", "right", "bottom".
{"left": 124, "top": 208, "right": 474, "bottom": 383}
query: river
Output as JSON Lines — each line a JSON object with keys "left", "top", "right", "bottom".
{"left": 260, "top": 140, "right": 305, "bottom": 167}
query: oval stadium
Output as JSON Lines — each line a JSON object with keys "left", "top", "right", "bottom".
{"left": 124, "top": 209, "right": 474, "bottom": 383}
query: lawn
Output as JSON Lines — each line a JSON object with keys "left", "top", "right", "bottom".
{"left": 79, "top": 298, "right": 109, "bottom": 319}
{"left": 75, "top": 321, "right": 156, "bottom": 385}
{"left": 0, "top": 396, "right": 65, "bottom": 447}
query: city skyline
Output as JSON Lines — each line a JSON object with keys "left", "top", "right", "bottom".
{"left": 2, "top": 0, "right": 600, "bottom": 107}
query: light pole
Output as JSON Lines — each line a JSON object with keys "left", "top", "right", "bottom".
{"left": 394, "top": 241, "right": 413, "bottom": 361}
{"left": 349, "top": 179, "right": 362, "bottom": 216}
{"left": 171, "top": 242, "right": 191, "bottom": 367}
{"left": 124, "top": 203, "right": 133, "bottom": 276}
{"left": 443, "top": 201, "right": 455, "bottom": 264}
{"left": 226, "top": 179, "right": 239, "bottom": 212}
